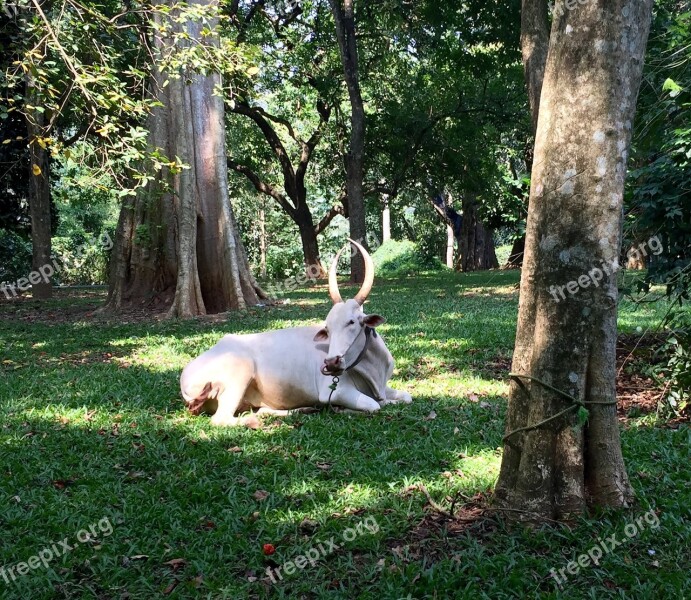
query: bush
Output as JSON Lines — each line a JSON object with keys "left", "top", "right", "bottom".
{"left": 51, "top": 232, "right": 113, "bottom": 285}
{"left": 0, "top": 230, "right": 32, "bottom": 285}
{"left": 655, "top": 310, "right": 691, "bottom": 419}
{"left": 371, "top": 240, "right": 446, "bottom": 277}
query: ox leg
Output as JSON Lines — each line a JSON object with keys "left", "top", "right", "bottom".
{"left": 210, "top": 375, "right": 253, "bottom": 427}
{"left": 379, "top": 386, "right": 413, "bottom": 406}
{"left": 329, "top": 387, "right": 381, "bottom": 413}
{"left": 254, "top": 407, "right": 320, "bottom": 416}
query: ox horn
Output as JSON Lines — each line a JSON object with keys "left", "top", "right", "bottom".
{"left": 328, "top": 246, "right": 345, "bottom": 304}
{"left": 348, "top": 238, "right": 374, "bottom": 306}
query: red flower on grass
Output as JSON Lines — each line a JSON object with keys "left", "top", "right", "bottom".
{"left": 263, "top": 543, "right": 276, "bottom": 556}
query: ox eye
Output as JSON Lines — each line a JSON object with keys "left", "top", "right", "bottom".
{"left": 348, "top": 319, "right": 355, "bottom": 326}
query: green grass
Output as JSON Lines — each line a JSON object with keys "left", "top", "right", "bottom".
{"left": 0, "top": 271, "right": 689, "bottom": 599}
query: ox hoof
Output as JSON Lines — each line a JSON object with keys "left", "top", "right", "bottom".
{"left": 210, "top": 413, "right": 240, "bottom": 427}
{"left": 380, "top": 391, "right": 413, "bottom": 405}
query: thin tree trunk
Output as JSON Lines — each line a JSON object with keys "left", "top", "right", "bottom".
{"left": 507, "top": 0, "right": 550, "bottom": 269}
{"left": 495, "top": 0, "right": 653, "bottom": 521}
{"left": 329, "top": 0, "right": 366, "bottom": 283}
{"left": 26, "top": 76, "right": 52, "bottom": 300}
{"left": 521, "top": 0, "right": 550, "bottom": 132}
{"left": 259, "top": 203, "right": 267, "bottom": 279}
{"left": 297, "top": 218, "right": 325, "bottom": 278}
{"left": 505, "top": 235, "right": 525, "bottom": 269}
{"left": 382, "top": 195, "right": 391, "bottom": 242}
{"left": 446, "top": 224, "right": 454, "bottom": 268}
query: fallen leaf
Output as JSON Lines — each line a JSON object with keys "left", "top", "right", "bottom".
{"left": 52, "top": 479, "right": 76, "bottom": 490}
{"left": 163, "top": 558, "right": 187, "bottom": 571}
{"left": 316, "top": 462, "right": 332, "bottom": 471}
{"left": 424, "top": 410, "right": 437, "bottom": 421}
{"left": 253, "top": 489, "right": 269, "bottom": 501}
{"left": 162, "top": 580, "right": 178, "bottom": 595}
{"left": 299, "top": 518, "right": 318, "bottom": 534}
{"left": 468, "top": 394, "right": 479, "bottom": 402}
{"left": 228, "top": 446, "right": 243, "bottom": 453}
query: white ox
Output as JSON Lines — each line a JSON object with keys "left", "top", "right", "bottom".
{"left": 180, "top": 240, "right": 412, "bottom": 426}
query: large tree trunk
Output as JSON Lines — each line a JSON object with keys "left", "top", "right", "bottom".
{"left": 458, "top": 195, "right": 498, "bottom": 271}
{"left": 329, "top": 0, "right": 366, "bottom": 283}
{"left": 104, "top": 0, "right": 262, "bottom": 316}
{"left": 495, "top": 0, "right": 653, "bottom": 522}
{"left": 26, "top": 76, "right": 52, "bottom": 300}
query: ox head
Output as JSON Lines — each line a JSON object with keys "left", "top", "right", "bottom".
{"left": 314, "top": 239, "right": 385, "bottom": 376}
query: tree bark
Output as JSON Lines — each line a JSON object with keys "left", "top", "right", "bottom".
{"left": 495, "top": 0, "right": 653, "bottom": 522}
{"left": 329, "top": 0, "right": 366, "bottom": 283}
{"left": 26, "top": 76, "right": 52, "bottom": 300}
{"left": 506, "top": 0, "right": 550, "bottom": 270}
{"left": 104, "top": 0, "right": 262, "bottom": 316}
{"left": 457, "top": 194, "right": 498, "bottom": 271}
{"left": 521, "top": 0, "right": 550, "bottom": 133}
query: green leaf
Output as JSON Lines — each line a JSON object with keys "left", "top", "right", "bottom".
{"left": 663, "top": 78, "right": 683, "bottom": 97}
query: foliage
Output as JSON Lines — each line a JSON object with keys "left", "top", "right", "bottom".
{"left": 0, "top": 228, "right": 31, "bottom": 283}
{"left": 371, "top": 239, "right": 445, "bottom": 277}
{"left": 626, "top": 0, "right": 691, "bottom": 410}
{"left": 655, "top": 310, "right": 691, "bottom": 419}
{"left": 627, "top": 2, "right": 691, "bottom": 296}
{"left": 0, "top": 272, "right": 688, "bottom": 598}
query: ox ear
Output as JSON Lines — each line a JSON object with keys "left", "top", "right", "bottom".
{"left": 200, "top": 381, "right": 225, "bottom": 400}
{"left": 362, "top": 314, "right": 386, "bottom": 328}
{"left": 313, "top": 328, "right": 328, "bottom": 342}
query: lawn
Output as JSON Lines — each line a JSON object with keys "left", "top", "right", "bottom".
{"left": 0, "top": 271, "right": 689, "bottom": 599}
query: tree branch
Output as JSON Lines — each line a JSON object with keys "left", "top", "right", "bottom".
{"left": 314, "top": 204, "right": 344, "bottom": 236}
{"left": 228, "top": 159, "right": 296, "bottom": 218}
{"left": 296, "top": 98, "right": 331, "bottom": 183}
{"left": 231, "top": 102, "right": 298, "bottom": 200}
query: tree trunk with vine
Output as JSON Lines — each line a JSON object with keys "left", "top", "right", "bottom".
{"left": 495, "top": 0, "right": 653, "bottom": 521}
